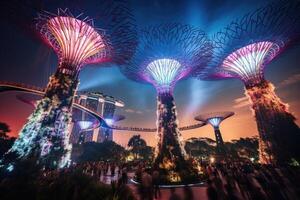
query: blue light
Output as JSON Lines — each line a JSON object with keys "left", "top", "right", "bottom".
{"left": 105, "top": 119, "right": 114, "bottom": 126}
{"left": 7, "top": 164, "right": 14, "bottom": 172}
{"left": 77, "top": 121, "right": 93, "bottom": 130}
{"left": 208, "top": 117, "right": 222, "bottom": 127}
{"left": 147, "top": 58, "right": 181, "bottom": 87}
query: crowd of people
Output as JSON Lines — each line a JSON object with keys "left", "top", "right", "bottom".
{"left": 40, "top": 161, "right": 300, "bottom": 200}
{"left": 205, "top": 162, "right": 300, "bottom": 200}
{"left": 59, "top": 161, "right": 129, "bottom": 185}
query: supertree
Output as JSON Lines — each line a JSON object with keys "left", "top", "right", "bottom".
{"left": 199, "top": 1, "right": 300, "bottom": 164}
{"left": 195, "top": 112, "right": 234, "bottom": 157}
{"left": 121, "top": 24, "right": 212, "bottom": 183}
{"left": 2, "top": 1, "right": 136, "bottom": 170}
{"left": 77, "top": 121, "right": 94, "bottom": 144}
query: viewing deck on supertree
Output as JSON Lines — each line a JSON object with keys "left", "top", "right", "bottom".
{"left": 1, "top": 2, "right": 137, "bottom": 171}
{"left": 195, "top": 112, "right": 234, "bottom": 156}
{"left": 121, "top": 23, "right": 212, "bottom": 183}
{"left": 198, "top": 1, "right": 300, "bottom": 165}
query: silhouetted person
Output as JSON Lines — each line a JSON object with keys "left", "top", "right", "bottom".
{"left": 152, "top": 169, "right": 161, "bottom": 199}
{"left": 207, "top": 179, "right": 218, "bottom": 200}
{"left": 169, "top": 187, "right": 181, "bottom": 200}
{"left": 183, "top": 185, "right": 194, "bottom": 200}
{"left": 121, "top": 166, "right": 128, "bottom": 185}
{"left": 140, "top": 170, "right": 153, "bottom": 200}
{"left": 111, "top": 163, "right": 116, "bottom": 176}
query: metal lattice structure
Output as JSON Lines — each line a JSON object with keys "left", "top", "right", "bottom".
{"left": 198, "top": 0, "right": 300, "bottom": 165}
{"left": 1, "top": 0, "right": 137, "bottom": 66}
{"left": 199, "top": 0, "right": 300, "bottom": 87}
{"left": 1, "top": 2, "right": 137, "bottom": 170}
{"left": 195, "top": 111, "right": 234, "bottom": 127}
{"left": 195, "top": 112, "right": 234, "bottom": 157}
{"left": 121, "top": 23, "right": 212, "bottom": 91}
{"left": 120, "top": 24, "right": 212, "bottom": 184}
{"left": 38, "top": 9, "right": 110, "bottom": 74}
{"left": 95, "top": 0, "right": 137, "bottom": 65}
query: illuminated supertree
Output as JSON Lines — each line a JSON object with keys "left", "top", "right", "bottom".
{"left": 121, "top": 24, "right": 212, "bottom": 183}
{"left": 77, "top": 121, "right": 94, "bottom": 144}
{"left": 199, "top": 1, "right": 300, "bottom": 164}
{"left": 195, "top": 112, "right": 234, "bottom": 157}
{"left": 2, "top": 3, "right": 136, "bottom": 170}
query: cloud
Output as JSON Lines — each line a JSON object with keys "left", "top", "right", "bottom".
{"left": 278, "top": 73, "right": 300, "bottom": 88}
{"left": 233, "top": 96, "right": 251, "bottom": 108}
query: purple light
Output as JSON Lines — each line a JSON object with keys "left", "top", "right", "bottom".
{"left": 221, "top": 41, "right": 280, "bottom": 84}
{"left": 39, "top": 11, "right": 108, "bottom": 71}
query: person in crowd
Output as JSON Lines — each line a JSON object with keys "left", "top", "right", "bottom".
{"left": 169, "top": 187, "right": 181, "bottom": 200}
{"left": 111, "top": 163, "right": 116, "bottom": 177}
{"left": 183, "top": 185, "right": 194, "bottom": 200}
{"left": 152, "top": 168, "right": 161, "bottom": 199}
{"left": 121, "top": 165, "right": 128, "bottom": 185}
{"left": 140, "top": 169, "right": 153, "bottom": 200}
{"left": 207, "top": 179, "right": 218, "bottom": 200}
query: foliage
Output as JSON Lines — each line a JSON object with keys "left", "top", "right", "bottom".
{"left": 127, "top": 135, "right": 153, "bottom": 160}
{"left": 0, "top": 122, "right": 10, "bottom": 139}
{"left": 185, "top": 137, "right": 216, "bottom": 158}
{"left": 0, "top": 163, "right": 136, "bottom": 200}
{"left": 128, "top": 135, "right": 146, "bottom": 148}
{"left": 0, "top": 137, "right": 15, "bottom": 158}
{"left": 185, "top": 137, "right": 259, "bottom": 162}
{"left": 78, "top": 141, "right": 126, "bottom": 162}
{"left": 225, "top": 137, "right": 259, "bottom": 162}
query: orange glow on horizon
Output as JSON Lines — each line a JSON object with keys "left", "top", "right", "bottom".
{"left": 1, "top": 90, "right": 300, "bottom": 148}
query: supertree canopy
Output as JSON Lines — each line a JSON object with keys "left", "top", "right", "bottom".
{"left": 39, "top": 12, "right": 108, "bottom": 74}
{"left": 121, "top": 24, "right": 212, "bottom": 183}
{"left": 195, "top": 112, "right": 234, "bottom": 157}
{"left": 2, "top": 2, "right": 137, "bottom": 171}
{"left": 199, "top": 1, "right": 300, "bottom": 165}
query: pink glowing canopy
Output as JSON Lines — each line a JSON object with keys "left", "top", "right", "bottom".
{"left": 40, "top": 14, "right": 108, "bottom": 71}
{"left": 220, "top": 41, "right": 280, "bottom": 84}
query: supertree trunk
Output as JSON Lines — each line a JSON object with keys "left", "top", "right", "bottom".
{"left": 246, "top": 80, "right": 300, "bottom": 165}
{"left": 3, "top": 69, "right": 78, "bottom": 169}
{"left": 213, "top": 127, "right": 226, "bottom": 156}
{"left": 153, "top": 90, "right": 196, "bottom": 182}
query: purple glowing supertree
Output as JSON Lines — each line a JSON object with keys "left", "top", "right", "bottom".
{"left": 195, "top": 112, "right": 234, "bottom": 157}
{"left": 2, "top": 3, "right": 136, "bottom": 170}
{"left": 121, "top": 24, "right": 212, "bottom": 183}
{"left": 199, "top": 1, "right": 300, "bottom": 164}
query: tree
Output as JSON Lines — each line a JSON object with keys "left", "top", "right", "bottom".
{"left": 185, "top": 137, "right": 216, "bottom": 159}
{"left": 225, "top": 137, "right": 259, "bottom": 162}
{"left": 0, "top": 122, "right": 14, "bottom": 158}
{"left": 0, "top": 122, "right": 10, "bottom": 139}
{"left": 78, "top": 141, "right": 126, "bottom": 162}
{"left": 127, "top": 135, "right": 147, "bottom": 159}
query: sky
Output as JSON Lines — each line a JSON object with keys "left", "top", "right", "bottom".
{"left": 0, "top": 0, "right": 300, "bottom": 147}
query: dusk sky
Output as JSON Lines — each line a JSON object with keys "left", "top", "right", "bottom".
{"left": 0, "top": 0, "right": 300, "bottom": 147}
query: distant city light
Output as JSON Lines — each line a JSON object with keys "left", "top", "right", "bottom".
{"left": 77, "top": 121, "right": 93, "bottom": 130}
{"left": 222, "top": 41, "right": 280, "bottom": 84}
{"left": 207, "top": 117, "right": 222, "bottom": 127}
{"left": 115, "top": 101, "right": 125, "bottom": 107}
{"left": 147, "top": 58, "right": 181, "bottom": 87}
